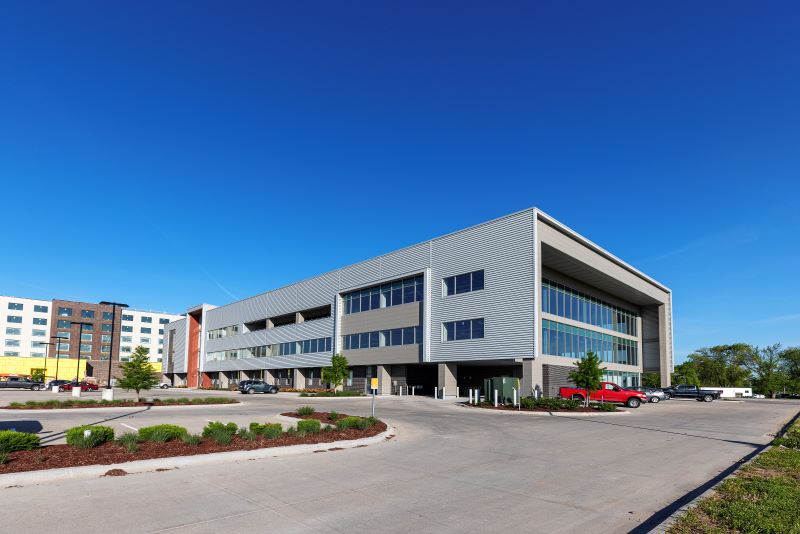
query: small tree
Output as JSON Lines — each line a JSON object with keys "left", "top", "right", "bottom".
{"left": 30, "top": 368, "right": 46, "bottom": 383}
{"left": 642, "top": 372, "right": 661, "bottom": 388}
{"left": 568, "top": 352, "right": 604, "bottom": 407}
{"left": 117, "top": 346, "right": 159, "bottom": 401}
{"left": 321, "top": 354, "right": 349, "bottom": 391}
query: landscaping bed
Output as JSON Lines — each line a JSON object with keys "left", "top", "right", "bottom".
{"left": 3, "top": 397, "right": 239, "bottom": 410}
{"left": 0, "top": 412, "right": 386, "bottom": 475}
{"left": 466, "top": 397, "right": 621, "bottom": 413}
{"left": 298, "top": 390, "right": 365, "bottom": 397}
{"left": 668, "top": 418, "right": 800, "bottom": 533}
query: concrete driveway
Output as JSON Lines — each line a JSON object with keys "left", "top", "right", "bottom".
{"left": 0, "top": 391, "right": 797, "bottom": 533}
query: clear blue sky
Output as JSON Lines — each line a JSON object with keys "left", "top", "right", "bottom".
{"left": 1, "top": 1, "right": 798, "bottom": 362}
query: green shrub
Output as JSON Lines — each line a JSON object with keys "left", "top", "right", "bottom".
{"left": 781, "top": 428, "right": 800, "bottom": 449}
{"left": 297, "top": 419, "right": 321, "bottom": 434}
{"left": 296, "top": 406, "right": 315, "bottom": 416}
{"left": 138, "top": 424, "right": 188, "bottom": 442}
{"left": 208, "top": 429, "right": 233, "bottom": 445}
{"left": 0, "top": 430, "right": 41, "bottom": 452}
{"left": 322, "top": 424, "right": 334, "bottom": 433}
{"left": 519, "top": 397, "right": 580, "bottom": 411}
{"left": 202, "top": 421, "right": 238, "bottom": 437}
{"left": 117, "top": 432, "right": 139, "bottom": 452}
{"left": 249, "top": 422, "right": 283, "bottom": 439}
{"left": 237, "top": 428, "right": 257, "bottom": 441}
{"left": 299, "top": 392, "right": 309, "bottom": 397}
{"left": 335, "top": 416, "right": 366, "bottom": 430}
{"left": 0, "top": 451, "right": 7, "bottom": 464}
{"left": 65, "top": 425, "right": 114, "bottom": 448}
{"left": 181, "top": 434, "right": 202, "bottom": 446}
{"left": 328, "top": 411, "right": 340, "bottom": 421}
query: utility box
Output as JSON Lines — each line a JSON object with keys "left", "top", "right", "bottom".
{"left": 483, "top": 376, "right": 519, "bottom": 404}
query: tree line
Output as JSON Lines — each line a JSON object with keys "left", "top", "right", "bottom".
{"left": 644, "top": 343, "right": 800, "bottom": 397}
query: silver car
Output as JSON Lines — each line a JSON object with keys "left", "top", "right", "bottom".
{"left": 632, "top": 387, "right": 667, "bottom": 403}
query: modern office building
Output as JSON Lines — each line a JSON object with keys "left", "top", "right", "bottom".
{"left": 162, "top": 209, "right": 673, "bottom": 395}
{"left": 1, "top": 296, "right": 53, "bottom": 358}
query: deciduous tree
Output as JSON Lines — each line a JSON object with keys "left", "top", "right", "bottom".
{"left": 568, "top": 352, "right": 604, "bottom": 408}
{"left": 117, "top": 346, "right": 158, "bottom": 402}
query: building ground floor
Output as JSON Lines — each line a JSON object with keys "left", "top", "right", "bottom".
{"left": 163, "top": 359, "right": 640, "bottom": 397}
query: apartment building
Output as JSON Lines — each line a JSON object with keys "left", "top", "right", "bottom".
{"left": 0, "top": 297, "right": 180, "bottom": 363}
{"left": 162, "top": 208, "right": 673, "bottom": 395}
{"left": 1, "top": 296, "right": 52, "bottom": 358}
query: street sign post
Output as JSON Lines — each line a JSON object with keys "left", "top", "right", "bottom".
{"left": 370, "top": 377, "right": 379, "bottom": 417}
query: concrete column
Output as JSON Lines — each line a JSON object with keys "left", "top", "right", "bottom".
{"left": 295, "top": 312, "right": 304, "bottom": 324}
{"left": 219, "top": 372, "right": 230, "bottom": 389}
{"left": 521, "top": 359, "right": 543, "bottom": 398}
{"left": 264, "top": 368, "right": 276, "bottom": 385}
{"left": 658, "top": 304, "right": 671, "bottom": 387}
{"left": 437, "top": 363, "right": 457, "bottom": 396}
{"left": 377, "top": 365, "right": 392, "bottom": 395}
{"left": 293, "top": 368, "right": 306, "bottom": 390}
{"left": 266, "top": 318, "right": 274, "bottom": 329}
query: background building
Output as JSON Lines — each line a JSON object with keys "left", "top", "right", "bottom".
{"left": 163, "top": 208, "right": 673, "bottom": 394}
{"left": 0, "top": 295, "right": 180, "bottom": 382}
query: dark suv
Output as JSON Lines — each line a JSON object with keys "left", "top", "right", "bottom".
{"left": 238, "top": 380, "right": 279, "bottom": 394}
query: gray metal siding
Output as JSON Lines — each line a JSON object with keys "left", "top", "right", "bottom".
{"left": 341, "top": 303, "right": 421, "bottom": 335}
{"left": 429, "top": 210, "right": 536, "bottom": 362}
{"left": 163, "top": 318, "right": 187, "bottom": 374}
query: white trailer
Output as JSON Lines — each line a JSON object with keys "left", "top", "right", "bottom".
{"left": 713, "top": 387, "right": 753, "bottom": 398}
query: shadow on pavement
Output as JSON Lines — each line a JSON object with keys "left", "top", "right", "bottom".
{"left": 38, "top": 406, "right": 152, "bottom": 445}
{"left": 0, "top": 420, "right": 43, "bottom": 433}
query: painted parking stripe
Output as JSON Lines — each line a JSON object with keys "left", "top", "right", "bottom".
{"left": 121, "top": 423, "right": 138, "bottom": 432}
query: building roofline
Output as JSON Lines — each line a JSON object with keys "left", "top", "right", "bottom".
{"left": 534, "top": 208, "right": 671, "bottom": 294}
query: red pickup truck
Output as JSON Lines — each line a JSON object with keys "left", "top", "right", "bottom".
{"left": 560, "top": 382, "right": 648, "bottom": 408}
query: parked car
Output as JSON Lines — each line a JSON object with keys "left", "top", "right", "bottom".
{"left": 662, "top": 384, "right": 721, "bottom": 402}
{"left": 753, "top": 394, "right": 766, "bottom": 399}
{"left": 46, "top": 379, "right": 71, "bottom": 390}
{"left": 0, "top": 376, "right": 45, "bottom": 391}
{"left": 239, "top": 380, "right": 279, "bottom": 394}
{"left": 158, "top": 382, "right": 171, "bottom": 389}
{"left": 560, "top": 382, "right": 648, "bottom": 408}
{"left": 631, "top": 386, "right": 668, "bottom": 403}
{"left": 58, "top": 381, "right": 99, "bottom": 392}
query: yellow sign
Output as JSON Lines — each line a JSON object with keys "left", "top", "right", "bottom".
{"left": 370, "top": 377, "right": 379, "bottom": 391}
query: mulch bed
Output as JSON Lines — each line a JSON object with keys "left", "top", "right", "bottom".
{"left": 0, "top": 416, "right": 387, "bottom": 475}
{"left": 466, "top": 403, "right": 624, "bottom": 413}
{"left": 281, "top": 411, "right": 352, "bottom": 423}
{"left": 3, "top": 400, "right": 239, "bottom": 410}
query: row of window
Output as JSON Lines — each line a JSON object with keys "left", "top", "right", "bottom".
{"left": 121, "top": 326, "right": 157, "bottom": 334}
{"left": 344, "top": 326, "right": 423, "bottom": 350}
{"left": 542, "top": 319, "right": 638, "bottom": 366}
{"left": 207, "top": 325, "right": 239, "bottom": 339}
{"left": 602, "top": 370, "right": 640, "bottom": 389}
{"left": 7, "top": 303, "right": 49, "bottom": 313}
{"left": 442, "top": 318, "right": 485, "bottom": 341}
{"left": 5, "top": 328, "right": 48, "bottom": 337}
{"left": 343, "top": 275, "right": 424, "bottom": 315}
{"left": 121, "top": 314, "right": 170, "bottom": 324}
{"left": 5, "top": 316, "right": 48, "bottom": 325}
{"left": 443, "top": 270, "right": 484, "bottom": 296}
{"left": 541, "top": 279, "right": 638, "bottom": 337}
{"left": 206, "top": 337, "right": 333, "bottom": 361}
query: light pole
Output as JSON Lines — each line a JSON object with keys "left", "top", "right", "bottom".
{"left": 99, "top": 301, "right": 128, "bottom": 388}
{"left": 71, "top": 322, "right": 92, "bottom": 383}
{"left": 51, "top": 336, "right": 65, "bottom": 381}
{"left": 39, "top": 342, "right": 54, "bottom": 383}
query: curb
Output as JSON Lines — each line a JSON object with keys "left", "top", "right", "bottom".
{"left": 0, "top": 425, "right": 395, "bottom": 488}
{"left": 0, "top": 403, "right": 243, "bottom": 413}
{"left": 457, "top": 404, "right": 631, "bottom": 417}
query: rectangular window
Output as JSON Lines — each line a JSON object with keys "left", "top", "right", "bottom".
{"left": 121, "top": 346, "right": 131, "bottom": 353}
{"left": 32, "top": 329, "right": 46, "bottom": 337}
{"left": 82, "top": 324, "right": 94, "bottom": 331}
{"left": 121, "top": 336, "right": 132, "bottom": 343}
{"left": 33, "top": 317, "right": 47, "bottom": 325}
{"left": 122, "top": 314, "right": 133, "bottom": 321}
{"left": 7, "top": 315, "right": 22, "bottom": 324}
{"left": 7, "top": 302, "right": 23, "bottom": 311}
{"left": 81, "top": 310, "right": 95, "bottom": 319}
{"left": 57, "top": 343, "right": 71, "bottom": 351}
{"left": 58, "top": 307, "right": 73, "bottom": 317}
{"left": 159, "top": 318, "right": 170, "bottom": 325}
{"left": 4, "top": 351, "right": 19, "bottom": 356}
{"left": 402, "top": 326, "right": 415, "bottom": 345}
{"left": 5, "top": 327, "right": 21, "bottom": 335}
{"left": 57, "top": 320, "right": 70, "bottom": 328}
{"left": 81, "top": 333, "right": 93, "bottom": 342}
{"left": 5, "top": 339, "right": 20, "bottom": 347}
{"left": 141, "top": 316, "right": 152, "bottom": 323}
{"left": 101, "top": 345, "right": 111, "bottom": 353}
{"left": 102, "top": 311, "right": 113, "bottom": 320}
{"left": 34, "top": 304, "right": 48, "bottom": 313}
{"left": 101, "top": 335, "right": 111, "bottom": 343}
{"left": 443, "top": 318, "right": 484, "bottom": 341}
{"left": 140, "top": 337, "right": 151, "bottom": 344}
{"left": 56, "top": 331, "right": 70, "bottom": 340}
{"left": 122, "top": 325, "right": 132, "bottom": 333}
{"left": 443, "top": 270, "right": 484, "bottom": 296}
{"left": 141, "top": 327, "right": 151, "bottom": 334}
{"left": 31, "top": 341, "right": 46, "bottom": 348}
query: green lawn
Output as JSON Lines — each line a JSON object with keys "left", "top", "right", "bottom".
{"left": 669, "top": 420, "right": 800, "bottom": 534}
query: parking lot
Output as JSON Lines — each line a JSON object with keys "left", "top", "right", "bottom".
{"left": 0, "top": 388, "right": 797, "bottom": 533}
